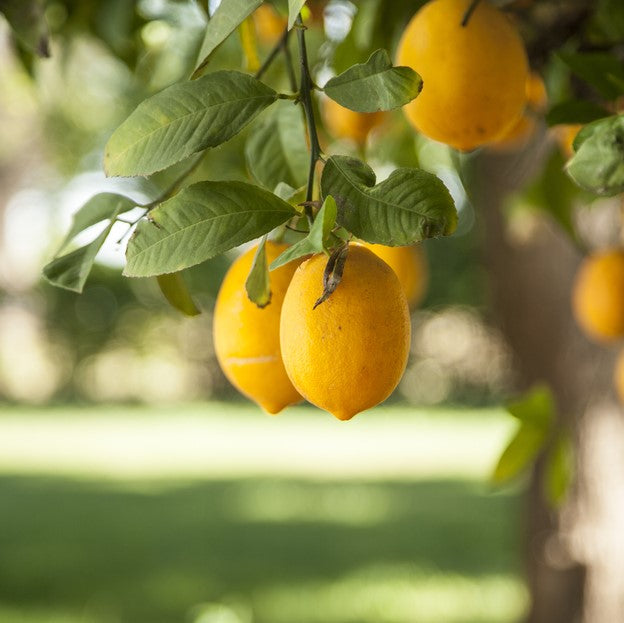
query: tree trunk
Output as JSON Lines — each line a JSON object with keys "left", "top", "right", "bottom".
{"left": 464, "top": 137, "right": 624, "bottom": 623}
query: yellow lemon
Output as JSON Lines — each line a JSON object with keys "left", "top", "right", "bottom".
{"left": 358, "top": 242, "right": 428, "bottom": 308}
{"left": 213, "top": 242, "right": 302, "bottom": 414}
{"left": 280, "top": 245, "right": 411, "bottom": 420}
{"left": 322, "top": 97, "right": 386, "bottom": 146}
{"left": 396, "top": 0, "right": 529, "bottom": 151}
{"left": 572, "top": 249, "right": 624, "bottom": 342}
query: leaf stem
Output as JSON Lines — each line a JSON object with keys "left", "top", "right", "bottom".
{"left": 295, "top": 13, "right": 322, "bottom": 225}
{"left": 116, "top": 151, "right": 206, "bottom": 240}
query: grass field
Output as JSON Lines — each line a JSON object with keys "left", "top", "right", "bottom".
{"left": 0, "top": 403, "right": 527, "bottom": 623}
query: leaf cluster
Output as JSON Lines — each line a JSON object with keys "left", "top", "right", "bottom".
{"left": 43, "top": 0, "right": 457, "bottom": 311}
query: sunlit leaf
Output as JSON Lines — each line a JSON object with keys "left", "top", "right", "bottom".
{"left": 506, "top": 384, "right": 555, "bottom": 430}
{"left": 245, "top": 101, "right": 308, "bottom": 190}
{"left": 491, "top": 423, "right": 549, "bottom": 484}
{"left": 270, "top": 195, "right": 337, "bottom": 270}
{"left": 321, "top": 155, "right": 456, "bottom": 245}
{"left": 156, "top": 272, "right": 201, "bottom": 316}
{"left": 544, "top": 432, "right": 574, "bottom": 507}
{"left": 324, "top": 49, "right": 422, "bottom": 112}
{"left": 124, "top": 181, "right": 297, "bottom": 277}
{"left": 193, "top": 0, "right": 263, "bottom": 78}
{"left": 105, "top": 71, "right": 277, "bottom": 177}
{"left": 59, "top": 193, "right": 136, "bottom": 252}
{"left": 43, "top": 226, "right": 113, "bottom": 293}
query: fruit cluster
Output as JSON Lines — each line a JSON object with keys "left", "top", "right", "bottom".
{"left": 213, "top": 242, "right": 426, "bottom": 420}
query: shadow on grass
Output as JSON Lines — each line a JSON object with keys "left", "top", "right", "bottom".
{"left": 0, "top": 476, "right": 522, "bottom": 623}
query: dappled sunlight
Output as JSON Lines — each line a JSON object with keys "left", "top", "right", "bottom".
{"left": 0, "top": 405, "right": 515, "bottom": 480}
{"left": 250, "top": 565, "right": 528, "bottom": 623}
{"left": 224, "top": 481, "right": 394, "bottom": 526}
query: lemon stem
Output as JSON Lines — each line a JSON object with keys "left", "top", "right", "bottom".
{"left": 295, "top": 13, "right": 321, "bottom": 226}
{"left": 461, "top": 0, "right": 481, "bottom": 27}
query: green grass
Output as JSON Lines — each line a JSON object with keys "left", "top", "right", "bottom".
{"left": 0, "top": 404, "right": 526, "bottom": 623}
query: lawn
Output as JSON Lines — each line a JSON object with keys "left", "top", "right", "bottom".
{"left": 0, "top": 404, "right": 526, "bottom": 623}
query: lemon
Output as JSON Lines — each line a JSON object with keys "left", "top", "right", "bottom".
{"left": 572, "top": 249, "right": 624, "bottom": 342}
{"left": 322, "top": 97, "right": 386, "bottom": 146}
{"left": 396, "top": 0, "right": 529, "bottom": 151}
{"left": 213, "top": 242, "right": 302, "bottom": 414}
{"left": 280, "top": 245, "right": 411, "bottom": 420}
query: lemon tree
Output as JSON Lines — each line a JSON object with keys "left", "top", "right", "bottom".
{"left": 7, "top": 0, "right": 624, "bottom": 618}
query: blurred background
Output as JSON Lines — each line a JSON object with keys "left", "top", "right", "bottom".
{"left": 0, "top": 0, "right": 594, "bottom": 621}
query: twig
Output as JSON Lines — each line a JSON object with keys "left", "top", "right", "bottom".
{"left": 295, "top": 13, "right": 322, "bottom": 226}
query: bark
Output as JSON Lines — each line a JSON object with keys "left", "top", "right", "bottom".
{"left": 464, "top": 134, "right": 624, "bottom": 623}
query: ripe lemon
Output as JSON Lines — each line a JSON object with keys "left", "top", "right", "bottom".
{"left": 396, "top": 0, "right": 529, "bottom": 151}
{"left": 322, "top": 97, "right": 386, "bottom": 146}
{"left": 572, "top": 249, "right": 624, "bottom": 342}
{"left": 280, "top": 245, "right": 411, "bottom": 420}
{"left": 213, "top": 242, "right": 302, "bottom": 414}
{"left": 358, "top": 242, "right": 428, "bottom": 308}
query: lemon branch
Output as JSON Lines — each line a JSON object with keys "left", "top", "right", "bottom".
{"left": 295, "top": 13, "right": 322, "bottom": 224}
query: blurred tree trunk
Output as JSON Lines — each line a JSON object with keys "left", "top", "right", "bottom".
{"left": 464, "top": 138, "right": 624, "bottom": 623}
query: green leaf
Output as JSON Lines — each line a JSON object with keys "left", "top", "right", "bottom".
{"left": 124, "top": 180, "right": 297, "bottom": 277}
{"left": 59, "top": 193, "right": 136, "bottom": 252}
{"left": 320, "top": 155, "right": 456, "bottom": 245}
{"left": 156, "top": 272, "right": 201, "bottom": 316}
{"left": 491, "top": 385, "right": 557, "bottom": 486}
{"left": 270, "top": 195, "right": 337, "bottom": 270}
{"left": 245, "top": 101, "right": 308, "bottom": 190}
{"left": 558, "top": 51, "right": 624, "bottom": 100}
{"left": 544, "top": 432, "right": 574, "bottom": 507}
{"left": 245, "top": 236, "right": 271, "bottom": 308}
{"left": 506, "top": 384, "right": 555, "bottom": 431}
{"left": 43, "top": 226, "right": 113, "bottom": 293}
{"left": 566, "top": 114, "right": 624, "bottom": 196}
{"left": 546, "top": 99, "right": 611, "bottom": 127}
{"left": 288, "top": 0, "right": 307, "bottom": 29}
{"left": 105, "top": 71, "right": 277, "bottom": 177}
{"left": 491, "top": 423, "right": 549, "bottom": 485}
{"left": 324, "top": 49, "right": 422, "bottom": 113}
{"left": 193, "top": 0, "right": 263, "bottom": 78}
{"left": 0, "top": 0, "right": 49, "bottom": 57}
